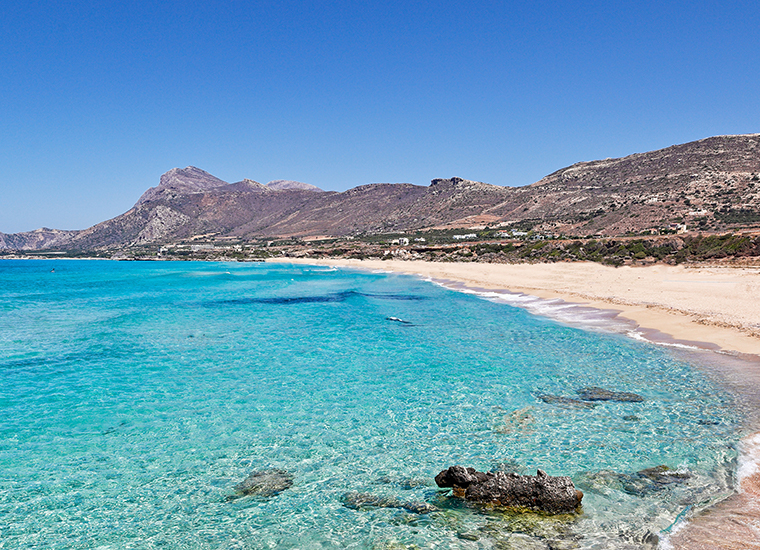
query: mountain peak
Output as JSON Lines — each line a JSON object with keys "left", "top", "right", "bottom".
{"left": 136, "top": 166, "right": 228, "bottom": 205}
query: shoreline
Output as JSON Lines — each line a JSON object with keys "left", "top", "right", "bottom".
{"left": 276, "top": 258, "right": 760, "bottom": 548}
{"left": 278, "top": 258, "right": 760, "bottom": 357}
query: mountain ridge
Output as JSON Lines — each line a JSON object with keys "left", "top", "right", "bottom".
{"left": 2, "top": 134, "right": 759, "bottom": 252}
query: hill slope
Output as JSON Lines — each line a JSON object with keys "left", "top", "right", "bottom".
{"left": 2, "top": 134, "right": 759, "bottom": 252}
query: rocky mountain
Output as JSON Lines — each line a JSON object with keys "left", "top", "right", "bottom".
{"left": 135, "top": 166, "right": 228, "bottom": 205}
{"left": 2, "top": 134, "right": 759, "bottom": 252}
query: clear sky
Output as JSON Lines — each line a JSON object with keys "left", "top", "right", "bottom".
{"left": 1, "top": 0, "right": 758, "bottom": 233}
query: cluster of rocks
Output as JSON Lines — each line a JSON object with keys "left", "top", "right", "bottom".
{"left": 230, "top": 465, "right": 582, "bottom": 516}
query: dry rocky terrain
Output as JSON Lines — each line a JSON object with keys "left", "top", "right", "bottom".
{"left": 2, "top": 134, "right": 759, "bottom": 255}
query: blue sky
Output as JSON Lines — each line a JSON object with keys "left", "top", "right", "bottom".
{"left": 1, "top": 0, "right": 758, "bottom": 233}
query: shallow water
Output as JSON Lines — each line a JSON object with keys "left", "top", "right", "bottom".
{"left": 0, "top": 260, "right": 749, "bottom": 549}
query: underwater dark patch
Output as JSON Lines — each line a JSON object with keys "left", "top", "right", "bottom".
{"left": 209, "top": 290, "right": 427, "bottom": 307}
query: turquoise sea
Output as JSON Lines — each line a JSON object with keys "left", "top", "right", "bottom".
{"left": 0, "top": 260, "right": 748, "bottom": 549}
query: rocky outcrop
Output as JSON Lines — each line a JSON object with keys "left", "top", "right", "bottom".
{"left": 132, "top": 205, "right": 191, "bottom": 244}
{"left": 136, "top": 166, "right": 229, "bottom": 205}
{"left": 435, "top": 466, "right": 583, "bottom": 514}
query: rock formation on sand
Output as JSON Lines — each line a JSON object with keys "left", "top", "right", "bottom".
{"left": 435, "top": 465, "right": 583, "bottom": 514}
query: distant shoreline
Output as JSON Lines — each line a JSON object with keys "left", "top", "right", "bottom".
{"left": 275, "top": 258, "right": 760, "bottom": 357}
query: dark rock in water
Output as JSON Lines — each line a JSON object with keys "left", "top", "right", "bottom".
{"left": 576, "top": 386, "right": 644, "bottom": 402}
{"left": 622, "top": 415, "right": 641, "bottom": 422}
{"left": 534, "top": 392, "right": 596, "bottom": 410}
{"left": 435, "top": 466, "right": 583, "bottom": 514}
{"left": 233, "top": 468, "right": 293, "bottom": 497}
{"left": 341, "top": 491, "right": 438, "bottom": 514}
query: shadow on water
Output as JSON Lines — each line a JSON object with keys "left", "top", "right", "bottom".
{"left": 208, "top": 290, "right": 428, "bottom": 307}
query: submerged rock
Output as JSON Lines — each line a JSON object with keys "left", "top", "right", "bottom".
{"left": 534, "top": 393, "right": 595, "bottom": 410}
{"left": 578, "top": 465, "right": 691, "bottom": 497}
{"left": 341, "top": 491, "right": 438, "bottom": 514}
{"left": 374, "top": 475, "right": 431, "bottom": 489}
{"left": 233, "top": 468, "right": 293, "bottom": 497}
{"left": 576, "top": 386, "right": 644, "bottom": 402}
{"left": 494, "top": 407, "right": 536, "bottom": 434}
{"left": 624, "top": 464, "right": 692, "bottom": 496}
{"left": 435, "top": 466, "right": 583, "bottom": 514}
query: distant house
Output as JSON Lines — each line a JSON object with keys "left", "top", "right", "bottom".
{"left": 398, "top": 237, "right": 410, "bottom": 246}
{"left": 414, "top": 237, "right": 426, "bottom": 243}
{"left": 453, "top": 233, "right": 477, "bottom": 240}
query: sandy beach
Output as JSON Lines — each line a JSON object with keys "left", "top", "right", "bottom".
{"left": 278, "top": 258, "right": 760, "bottom": 548}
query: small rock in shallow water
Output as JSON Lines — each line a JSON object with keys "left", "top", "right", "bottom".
{"left": 435, "top": 466, "right": 583, "bottom": 514}
{"left": 233, "top": 468, "right": 293, "bottom": 497}
{"left": 622, "top": 415, "right": 641, "bottom": 422}
{"left": 494, "top": 407, "right": 535, "bottom": 433}
{"left": 576, "top": 386, "right": 644, "bottom": 402}
{"left": 496, "top": 533, "right": 550, "bottom": 550}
